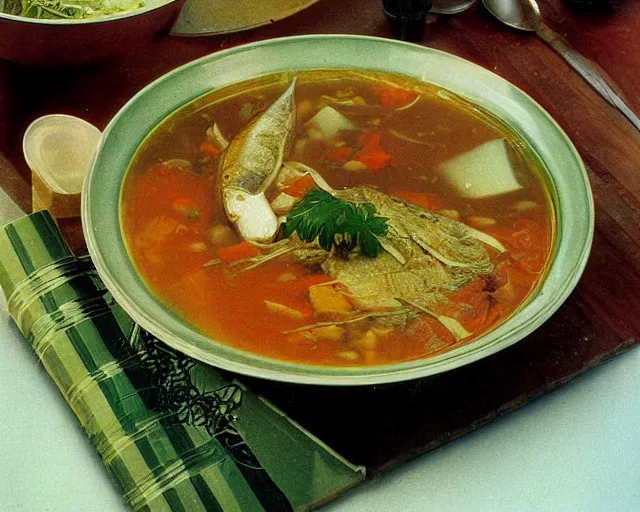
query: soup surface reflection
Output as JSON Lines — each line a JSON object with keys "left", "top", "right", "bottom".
{"left": 121, "top": 70, "right": 555, "bottom": 367}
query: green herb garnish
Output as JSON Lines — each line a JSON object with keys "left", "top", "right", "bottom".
{"left": 284, "top": 189, "right": 388, "bottom": 258}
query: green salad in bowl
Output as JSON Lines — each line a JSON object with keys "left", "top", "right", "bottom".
{"left": 0, "top": 0, "right": 145, "bottom": 19}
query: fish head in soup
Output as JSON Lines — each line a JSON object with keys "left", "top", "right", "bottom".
{"left": 217, "top": 80, "right": 297, "bottom": 243}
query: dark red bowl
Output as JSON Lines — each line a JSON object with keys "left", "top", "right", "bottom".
{"left": 0, "top": 0, "right": 185, "bottom": 67}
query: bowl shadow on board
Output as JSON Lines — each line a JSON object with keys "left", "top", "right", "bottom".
{"left": 0, "top": 0, "right": 185, "bottom": 67}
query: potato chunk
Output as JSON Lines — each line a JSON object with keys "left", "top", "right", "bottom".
{"left": 312, "top": 325, "right": 345, "bottom": 342}
{"left": 353, "top": 330, "right": 378, "bottom": 350}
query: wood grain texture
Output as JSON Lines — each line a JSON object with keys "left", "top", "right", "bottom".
{"left": 0, "top": 0, "right": 638, "bottom": 474}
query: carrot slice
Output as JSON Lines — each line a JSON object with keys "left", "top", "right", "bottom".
{"left": 326, "top": 146, "right": 354, "bottom": 164}
{"left": 392, "top": 191, "right": 442, "bottom": 211}
{"left": 199, "top": 141, "right": 221, "bottom": 156}
{"left": 282, "top": 174, "right": 317, "bottom": 198}
{"left": 358, "top": 131, "right": 382, "bottom": 148}
{"left": 353, "top": 131, "right": 391, "bottom": 170}
{"left": 216, "top": 241, "right": 259, "bottom": 262}
{"left": 378, "top": 87, "right": 418, "bottom": 109}
{"left": 354, "top": 151, "right": 391, "bottom": 170}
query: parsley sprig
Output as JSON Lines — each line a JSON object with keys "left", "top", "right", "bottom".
{"left": 284, "top": 189, "right": 389, "bottom": 258}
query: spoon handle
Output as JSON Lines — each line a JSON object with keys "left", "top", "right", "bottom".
{"left": 536, "top": 22, "right": 640, "bottom": 133}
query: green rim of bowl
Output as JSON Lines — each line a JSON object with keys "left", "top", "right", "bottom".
{"left": 82, "top": 35, "right": 594, "bottom": 386}
{"left": 0, "top": 0, "right": 175, "bottom": 25}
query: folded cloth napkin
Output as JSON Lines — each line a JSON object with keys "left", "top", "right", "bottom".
{"left": 0, "top": 211, "right": 364, "bottom": 512}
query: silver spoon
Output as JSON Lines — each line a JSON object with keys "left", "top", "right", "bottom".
{"left": 482, "top": 0, "right": 640, "bottom": 132}
{"left": 431, "top": 0, "right": 477, "bottom": 15}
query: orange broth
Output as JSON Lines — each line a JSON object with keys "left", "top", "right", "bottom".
{"left": 121, "top": 70, "right": 555, "bottom": 367}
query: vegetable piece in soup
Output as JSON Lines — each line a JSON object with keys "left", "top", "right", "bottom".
{"left": 121, "top": 69, "right": 555, "bottom": 367}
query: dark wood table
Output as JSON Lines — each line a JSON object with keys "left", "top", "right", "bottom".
{"left": 1, "top": 0, "right": 638, "bottom": 496}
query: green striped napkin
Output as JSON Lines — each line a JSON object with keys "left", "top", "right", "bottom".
{"left": 0, "top": 211, "right": 364, "bottom": 512}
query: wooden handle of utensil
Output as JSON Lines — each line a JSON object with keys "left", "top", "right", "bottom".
{"left": 536, "top": 22, "right": 640, "bottom": 133}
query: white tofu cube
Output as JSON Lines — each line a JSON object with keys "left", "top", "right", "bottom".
{"left": 440, "top": 139, "right": 523, "bottom": 199}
